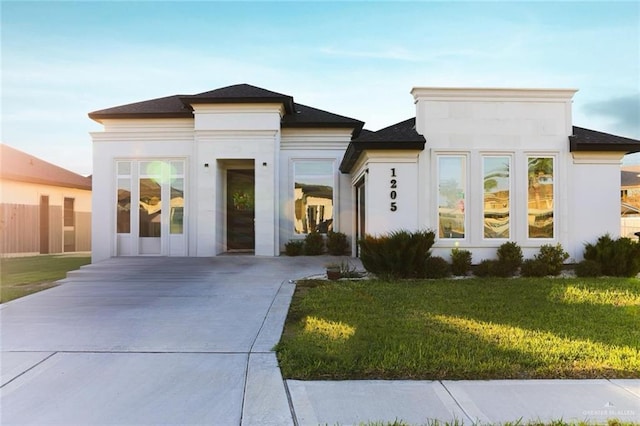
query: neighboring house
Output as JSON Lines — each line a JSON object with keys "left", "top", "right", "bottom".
{"left": 621, "top": 165, "right": 640, "bottom": 238}
{"left": 0, "top": 144, "right": 92, "bottom": 255}
{"left": 89, "top": 84, "right": 640, "bottom": 263}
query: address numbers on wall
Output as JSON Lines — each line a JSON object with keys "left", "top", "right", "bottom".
{"left": 390, "top": 168, "right": 397, "bottom": 212}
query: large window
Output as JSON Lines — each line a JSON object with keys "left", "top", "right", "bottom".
{"left": 438, "top": 156, "right": 466, "bottom": 239}
{"left": 116, "top": 161, "right": 131, "bottom": 234}
{"left": 527, "top": 157, "right": 554, "bottom": 239}
{"left": 483, "top": 156, "right": 510, "bottom": 239}
{"left": 294, "top": 161, "right": 334, "bottom": 234}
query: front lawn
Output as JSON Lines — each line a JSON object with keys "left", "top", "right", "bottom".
{"left": 0, "top": 255, "right": 91, "bottom": 303}
{"left": 276, "top": 277, "right": 640, "bottom": 380}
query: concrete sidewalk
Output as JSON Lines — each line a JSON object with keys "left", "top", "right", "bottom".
{"left": 1, "top": 257, "right": 639, "bottom": 426}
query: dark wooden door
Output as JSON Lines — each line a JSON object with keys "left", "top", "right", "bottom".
{"left": 227, "top": 170, "right": 255, "bottom": 250}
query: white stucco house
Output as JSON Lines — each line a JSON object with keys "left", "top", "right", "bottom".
{"left": 89, "top": 84, "right": 640, "bottom": 263}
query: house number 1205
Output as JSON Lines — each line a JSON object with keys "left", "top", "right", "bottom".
{"left": 390, "top": 168, "right": 397, "bottom": 211}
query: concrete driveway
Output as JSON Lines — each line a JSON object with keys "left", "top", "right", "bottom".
{"left": 1, "top": 256, "right": 330, "bottom": 425}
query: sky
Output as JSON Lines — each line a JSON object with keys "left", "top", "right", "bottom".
{"left": 2, "top": 1, "right": 639, "bottom": 176}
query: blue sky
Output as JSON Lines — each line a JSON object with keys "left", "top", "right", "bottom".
{"left": 2, "top": 1, "right": 639, "bottom": 175}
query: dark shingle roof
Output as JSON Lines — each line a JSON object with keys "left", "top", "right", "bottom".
{"left": 0, "top": 144, "right": 92, "bottom": 190}
{"left": 282, "top": 103, "right": 364, "bottom": 133}
{"left": 182, "top": 84, "right": 295, "bottom": 113}
{"left": 570, "top": 126, "right": 640, "bottom": 153}
{"left": 352, "top": 118, "right": 426, "bottom": 143}
{"left": 89, "top": 95, "right": 193, "bottom": 120}
{"left": 339, "top": 118, "right": 426, "bottom": 173}
{"left": 89, "top": 84, "right": 363, "bottom": 136}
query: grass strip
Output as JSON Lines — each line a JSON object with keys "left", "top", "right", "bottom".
{"left": 276, "top": 277, "right": 640, "bottom": 380}
{"left": 1, "top": 255, "right": 90, "bottom": 303}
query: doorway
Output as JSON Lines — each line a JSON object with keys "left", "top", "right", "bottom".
{"left": 227, "top": 169, "right": 255, "bottom": 251}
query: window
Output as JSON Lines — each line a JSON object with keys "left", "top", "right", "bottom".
{"left": 139, "top": 161, "right": 163, "bottom": 238}
{"left": 116, "top": 161, "right": 131, "bottom": 234}
{"left": 438, "top": 156, "right": 466, "bottom": 239}
{"left": 527, "top": 157, "right": 554, "bottom": 239}
{"left": 64, "top": 198, "right": 75, "bottom": 227}
{"left": 170, "top": 160, "right": 184, "bottom": 235}
{"left": 294, "top": 161, "right": 334, "bottom": 234}
{"left": 483, "top": 156, "right": 510, "bottom": 239}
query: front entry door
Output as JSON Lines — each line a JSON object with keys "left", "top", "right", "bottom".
{"left": 227, "top": 169, "right": 255, "bottom": 251}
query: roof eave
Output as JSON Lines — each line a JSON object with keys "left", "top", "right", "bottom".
{"left": 339, "top": 140, "right": 426, "bottom": 174}
{"left": 569, "top": 136, "right": 640, "bottom": 154}
{"left": 88, "top": 111, "right": 194, "bottom": 123}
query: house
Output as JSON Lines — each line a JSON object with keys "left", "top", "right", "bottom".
{"left": 88, "top": 84, "right": 640, "bottom": 263}
{"left": 0, "top": 144, "right": 92, "bottom": 255}
{"left": 621, "top": 165, "right": 640, "bottom": 238}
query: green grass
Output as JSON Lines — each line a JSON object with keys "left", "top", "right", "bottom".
{"left": 0, "top": 255, "right": 90, "bottom": 303}
{"left": 276, "top": 277, "right": 640, "bottom": 380}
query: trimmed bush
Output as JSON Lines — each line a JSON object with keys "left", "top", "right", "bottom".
{"left": 535, "top": 244, "right": 569, "bottom": 276}
{"left": 575, "top": 259, "right": 602, "bottom": 277}
{"left": 473, "top": 259, "right": 496, "bottom": 278}
{"left": 521, "top": 244, "right": 569, "bottom": 277}
{"left": 284, "top": 240, "right": 304, "bottom": 256}
{"left": 520, "top": 259, "right": 547, "bottom": 277}
{"left": 326, "top": 231, "right": 349, "bottom": 255}
{"left": 425, "top": 256, "right": 451, "bottom": 278}
{"left": 496, "top": 241, "right": 523, "bottom": 277}
{"left": 584, "top": 234, "right": 640, "bottom": 277}
{"left": 304, "top": 232, "right": 325, "bottom": 255}
{"left": 358, "top": 229, "right": 436, "bottom": 279}
{"left": 450, "top": 248, "right": 472, "bottom": 276}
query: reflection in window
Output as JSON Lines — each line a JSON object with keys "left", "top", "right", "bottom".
{"left": 294, "top": 161, "right": 334, "bottom": 234}
{"left": 170, "top": 178, "right": 184, "bottom": 234}
{"left": 139, "top": 178, "right": 161, "bottom": 237}
{"left": 117, "top": 163, "right": 131, "bottom": 234}
{"left": 483, "top": 157, "right": 510, "bottom": 239}
{"left": 438, "top": 156, "right": 466, "bottom": 239}
{"left": 528, "top": 157, "right": 554, "bottom": 238}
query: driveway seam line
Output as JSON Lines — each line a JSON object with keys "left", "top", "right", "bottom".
{"left": 283, "top": 379, "right": 299, "bottom": 426}
{"left": 239, "top": 352, "right": 251, "bottom": 426}
{"left": 1, "top": 351, "right": 58, "bottom": 388}
{"left": 607, "top": 378, "right": 640, "bottom": 399}
{"left": 438, "top": 380, "right": 475, "bottom": 424}
{"left": 248, "top": 278, "right": 286, "bottom": 354}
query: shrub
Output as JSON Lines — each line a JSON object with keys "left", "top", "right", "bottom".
{"left": 326, "top": 231, "right": 349, "bottom": 255}
{"left": 584, "top": 234, "right": 640, "bottom": 277}
{"left": 304, "top": 232, "right": 324, "bottom": 255}
{"left": 474, "top": 258, "right": 517, "bottom": 278}
{"left": 284, "top": 240, "right": 304, "bottom": 256}
{"left": 521, "top": 244, "right": 570, "bottom": 277}
{"left": 424, "top": 256, "right": 451, "bottom": 278}
{"left": 450, "top": 248, "right": 472, "bottom": 276}
{"left": 496, "top": 241, "right": 523, "bottom": 276}
{"left": 575, "top": 259, "right": 602, "bottom": 277}
{"left": 358, "top": 229, "right": 436, "bottom": 279}
{"left": 473, "top": 259, "right": 496, "bottom": 278}
{"left": 520, "top": 259, "right": 547, "bottom": 277}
